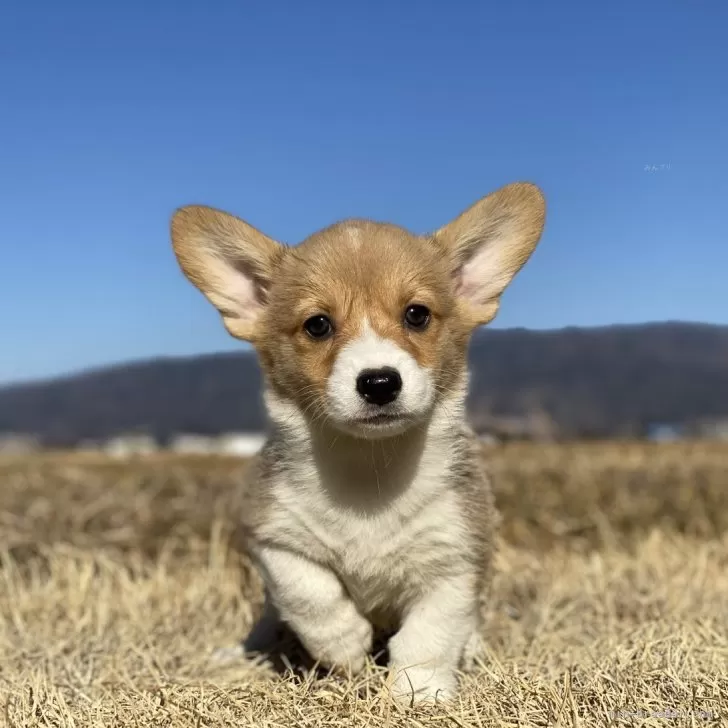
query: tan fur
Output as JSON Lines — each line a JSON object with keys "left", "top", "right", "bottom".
{"left": 255, "top": 219, "right": 469, "bottom": 416}
{"left": 435, "top": 182, "right": 546, "bottom": 327}
{"left": 170, "top": 181, "right": 546, "bottom": 705}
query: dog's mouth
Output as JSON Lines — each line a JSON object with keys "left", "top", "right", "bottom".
{"left": 324, "top": 406, "right": 419, "bottom": 440}
{"left": 351, "top": 412, "right": 410, "bottom": 426}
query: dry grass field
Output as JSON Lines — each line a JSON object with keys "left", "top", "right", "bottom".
{"left": 1, "top": 442, "right": 727, "bottom": 726}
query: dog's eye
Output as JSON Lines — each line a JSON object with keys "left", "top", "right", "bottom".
{"left": 404, "top": 304, "right": 431, "bottom": 331}
{"left": 303, "top": 314, "right": 334, "bottom": 340}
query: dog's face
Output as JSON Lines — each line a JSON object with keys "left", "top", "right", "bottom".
{"left": 253, "top": 221, "right": 463, "bottom": 438}
{"left": 170, "top": 183, "right": 545, "bottom": 439}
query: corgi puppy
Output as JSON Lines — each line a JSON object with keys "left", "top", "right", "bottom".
{"left": 170, "top": 182, "right": 546, "bottom": 704}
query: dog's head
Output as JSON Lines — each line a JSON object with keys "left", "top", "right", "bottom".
{"left": 170, "top": 183, "right": 545, "bottom": 439}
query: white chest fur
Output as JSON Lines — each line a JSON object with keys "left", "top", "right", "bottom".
{"left": 257, "top": 420, "right": 469, "bottom": 625}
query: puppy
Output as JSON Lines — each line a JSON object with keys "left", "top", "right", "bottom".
{"left": 170, "top": 182, "right": 546, "bottom": 704}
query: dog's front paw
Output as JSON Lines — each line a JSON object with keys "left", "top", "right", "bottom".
{"left": 389, "top": 664, "right": 458, "bottom": 706}
{"left": 306, "top": 608, "right": 373, "bottom": 674}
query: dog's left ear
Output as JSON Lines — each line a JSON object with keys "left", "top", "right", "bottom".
{"left": 434, "top": 182, "right": 546, "bottom": 326}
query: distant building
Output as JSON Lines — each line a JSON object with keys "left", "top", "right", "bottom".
{"left": 0, "top": 433, "right": 40, "bottom": 455}
{"left": 477, "top": 432, "right": 500, "bottom": 447}
{"left": 104, "top": 434, "right": 158, "bottom": 458}
{"left": 217, "top": 432, "right": 266, "bottom": 457}
{"left": 472, "top": 409, "right": 558, "bottom": 442}
{"left": 692, "top": 419, "right": 728, "bottom": 441}
{"left": 706, "top": 421, "right": 728, "bottom": 440}
{"left": 168, "top": 433, "right": 220, "bottom": 454}
{"left": 168, "top": 432, "right": 266, "bottom": 456}
{"left": 646, "top": 420, "right": 728, "bottom": 441}
{"left": 646, "top": 423, "right": 684, "bottom": 442}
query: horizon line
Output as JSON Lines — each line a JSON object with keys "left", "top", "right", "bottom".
{"left": 2, "top": 318, "right": 726, "bottom": 391}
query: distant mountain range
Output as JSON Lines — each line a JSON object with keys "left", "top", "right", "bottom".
{"left": 1, "top": 322, "right": 728, "bottom": 445}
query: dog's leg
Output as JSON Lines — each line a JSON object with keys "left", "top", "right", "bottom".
{"left": 253, "top": 546, "right": 373, "bottom": 674}
{"left": 387, "top": 572, "right": 477, "bottom": 705}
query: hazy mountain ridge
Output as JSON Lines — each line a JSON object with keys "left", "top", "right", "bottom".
{"left": 2, "top": 322, "right": 727, "bottom": 445}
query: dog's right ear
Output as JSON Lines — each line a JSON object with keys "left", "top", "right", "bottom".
{"left": 170, "top": 205, "right": 285, "bottom": 342}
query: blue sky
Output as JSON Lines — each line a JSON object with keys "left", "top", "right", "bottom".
{"left": 2, "top": 1, "right": 727, "bottom": 384}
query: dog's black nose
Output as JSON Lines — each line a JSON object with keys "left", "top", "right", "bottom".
{"left": 356, "top": 368, "right": 402, "bottom": 406}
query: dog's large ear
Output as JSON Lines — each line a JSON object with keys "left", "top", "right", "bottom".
{"left": 434, "top": 182, "right": 545, "bottom": 326}
{"left": 170, "top": 205, "right": 285, "bottom": 342}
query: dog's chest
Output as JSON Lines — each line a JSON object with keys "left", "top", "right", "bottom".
{"left": 335, "top": 496, "right": 465, "bottom": 623}
{"left": 271, "top": 459, "right": 468, "bottom": 624}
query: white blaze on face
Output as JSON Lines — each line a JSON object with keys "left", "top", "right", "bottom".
{"left": 326, "top": 321, "right": 435, "bottom": 428}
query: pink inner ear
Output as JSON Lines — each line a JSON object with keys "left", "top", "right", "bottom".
{"left": 455, "top": 267, "right": 481, "bottom": 300}
{"left": 207, "top": 256, "right": 264, "bottom": 324}
{"left": 454, "top": 243, "right": 510, "bottom": 306}
{"left": 229, "top": 275, "right": 263, "bottom": 323}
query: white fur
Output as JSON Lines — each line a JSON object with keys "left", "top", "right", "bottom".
{"left": 255, "top": 546, "right": 374, "bottom": 673}
{"left": 387, "top": 571, "right": 477, "bottom": 703}
{"left": 325, "top": 321, "right": 435, "bottom": 436}
{"left": 255, "top": 379, "right": 478, "bottom": 704}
